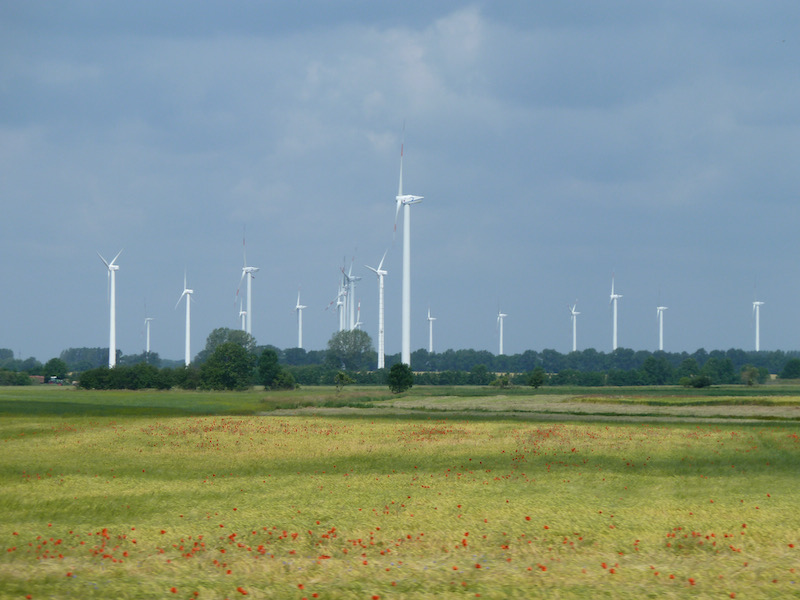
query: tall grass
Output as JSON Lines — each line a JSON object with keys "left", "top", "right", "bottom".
{"left": 0, "top": 388, "right": 798, "bottom": 598}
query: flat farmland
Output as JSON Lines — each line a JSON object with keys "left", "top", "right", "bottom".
{"left": 0, "top": 386, "right": 798, "bottom": 599}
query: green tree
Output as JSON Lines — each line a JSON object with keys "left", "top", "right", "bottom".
{"left": 468, "top": 364, "right": 491, "bottom": 385}
{"left": 527, "top": 366, "right": 546, "bottom": 389}
{"left": 43, "top": 358, "right": 68, "bottom": 381}
{"left": 259, "top": 349, "right": 281, "bottom": 388}
{"left": 780, "top": 358, "right": 800, "bottom": 379}
{"left": 640, "top": 355, "right": 673, "bottom": 385}
{"left": 387, "top": 363, "right": 413, "bottom": 393}
{"left": 334, "top": 370, "right": 355, "bottom": 392}
{"left": 325, "top": 330, "right": 376, "bottom": 371}
{"left": 199, "top": 342, "right": 254, "bottom": 390}
{"left": 195, "top": 328, "right": 257, "bottom": 364}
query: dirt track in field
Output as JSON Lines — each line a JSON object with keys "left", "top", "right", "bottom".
{"left": 268, "top": 394, "right": 800, "bottom": 423}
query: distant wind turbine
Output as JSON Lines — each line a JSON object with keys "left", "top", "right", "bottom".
{"left": 394, "top": 127, "right": 423, "bottom": 366}
{"left": 657, "top": 306, "right": 668, "bottom": 351}
{"left": 335, "top": 283, "right": 346, "bottom": 332}
{"left": 365, "top": 251, "right": 388, "bottom": 369}
{"left": 610, "top": 274, "right": 623, "bottom": 351}
{"left": 176, "top": 272, "right": 194, "bottom": 366}
{"left": 427, "top": 307, "right": 436, "bottom": 354}
{"left": 569, "top": 301, "right": 580, "bottom": 352}
{"left": 497, "top": 310, "right": 508, "bottom": 356}
{"left": 753, "top": 300, "right": 765, "bottom": 351}
{"left": 295, "top": 291, "right": 307, "bottom": 349}
{"left": 98, "top": 250, "right": 122, "bottom": 368}
{"left": 237, "top": 233, "right": 259, "bottom": 337}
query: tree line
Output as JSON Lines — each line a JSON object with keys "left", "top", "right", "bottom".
{"left": 5, "top": 328, "right": 800, "bottom": 389}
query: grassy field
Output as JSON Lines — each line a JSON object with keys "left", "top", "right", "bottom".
{"left": 1, "top": 385, "right": 799, "bottom": 599}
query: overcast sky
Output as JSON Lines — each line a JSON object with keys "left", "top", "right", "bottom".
{"left": 3, "top": 1, "right": 800, "bottom": 363}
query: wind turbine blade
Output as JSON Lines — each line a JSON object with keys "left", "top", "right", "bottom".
{"left": 97, "top": 252, "right": 110, "bottom": 269}
{"left": 398, "top": 121, "right": 405, "bottom": 196}
{"left": 175, "top": 291, "right": 187, "bottom": 310}
{"left": 110, "top": 249, "right": 123, "bottom": 266}
{"left": 378, "top": 249, "right": 388, "bottom": 271}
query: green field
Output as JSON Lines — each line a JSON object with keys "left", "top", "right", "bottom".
{"left": 1, "top": 386, "right": 799, "bottom": 599}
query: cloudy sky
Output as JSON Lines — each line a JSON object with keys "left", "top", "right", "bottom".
{"left": 3, "top": 1, "right": 800, "bottom": 363}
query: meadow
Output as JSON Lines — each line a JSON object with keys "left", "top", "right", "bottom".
{"left": 1, "top": 386, "right": 798, "bottom": 599}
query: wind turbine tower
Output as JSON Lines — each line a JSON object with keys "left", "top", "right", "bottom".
{"left": 427, "top": 307, "right": 436, "bottom": 353}
{"left": 295, "top": 291, "right": 307, "bottom": 349}
{"left": 176, "top": 273, "right": 194, "bottom": 366}
{"left": 569, "top": 301, "right": 580, "bottom": 352}
{"left": 239, "top": 301, "right": 246, "bottom": 332}
{"left": 657, "top": 306, "right": 668, "bottom": 351}
{"left": 394, "top": 130, "right": 423, "bottom": 366}
{"left": 753, "top": 300, "right": 765, "bottom": 351}
{"left": 144, "top": 317, "right": 154, "bottom": 356}
{"left": 98, "top": 250, "right": 122, "bottom": 368}
{"left": 346, "top": 263, "right": 361, "bottom": 331}
{"left": 365, "top": 251, "right": 388, "bottom": 369}
{"left": 610, "top": 275, "right": 623, "bottom": 351}
{"left": 238, "top": 235, "right": 259, "bottom": 336}
{"left": 497, "top": 311, "right": 508, "bottom": 356}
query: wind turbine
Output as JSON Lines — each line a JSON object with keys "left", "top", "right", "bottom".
{"left": 753, "top": 300, "right": 765, "bottom": 351}
{"left": 394, "top": 128, "right": 423, "bottom": 366}
{"left": 569, "top": 301, "right": 580, "bottom": 353}
{"left": 366, "top": 251, "right": 388, "bottom": 369}
{"left": 237, "top": 234, "right": 259, "bottom": 336}
{"left": 656, "top": 306, "right": 668, "bottom": 351}
{"left": 98, "top": 250, "right": 122, "bottom": 368}
{"left": 427, "top": 307, "right": 436, "bottom": 354}
{"left": 176, "top": 272, "right": 194, "bottom": 366}
{"left": 497, "top": 310, "right": 508, "bottom": 356}
{"left": 610, "top": 274, "right": 623, "bottom": 351}
{"left": 295, "top": 291, "right": 307, "bottom": 349}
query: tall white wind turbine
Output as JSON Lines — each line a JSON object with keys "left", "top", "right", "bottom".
{"left": 295, "top": 291, "right": 307, "bottom": 349}
{"left": 394, "top": 130, "right": 423, "bottom": 366}
{"left": 657, "top": 306, "right": 668, "bottom": 351}
{"left": 238, "top": 235, "right": 259, "bottom": 337}
{"left": 753, "top": 300, "right": 764, "bottom": 351}
{"left": 569, "top": 301, "right": 580, "bottom": 353}
{"left": 365, "top": 251, "right": 388, "bottom": 369}
{"left": 497, "top": 310, "right": 508, "bottom": 356}
{"left": 427, "top": 307, "right": 436, "bottom": 354}
{"left": 176, "top": 272, "right": 194, "bottom": 366}
{"left": 98, "top": 250, "right": 122, "bottom": 368}
{"left": 610, "top": 274, "right": 623, "bottom": 351}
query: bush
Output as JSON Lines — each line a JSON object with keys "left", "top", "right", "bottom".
{"left": 690, "top": 375, "right": 712, "bottom": 388}
{"left": 271, "top": 370, "right": 297, "bottom": 390}
{"left": 387, "top": 363, "right": 413, "bottom": 393}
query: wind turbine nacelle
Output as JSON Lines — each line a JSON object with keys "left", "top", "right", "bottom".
{"left": 397, "top": 194, "right": 423, "bottom": 205}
